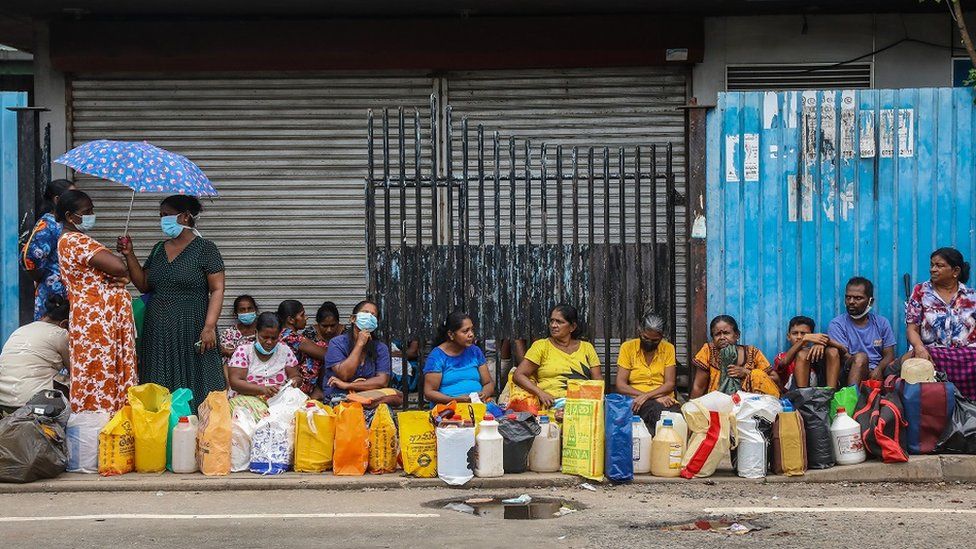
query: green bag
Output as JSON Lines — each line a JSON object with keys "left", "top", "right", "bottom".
{"left": 829, "top": 385, "right": 858, "bottom": 421}
{"left": 166, "top": 388, "right": 194, "bottom": 471}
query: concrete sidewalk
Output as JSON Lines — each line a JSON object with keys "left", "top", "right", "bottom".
{"left": 2, "top": 455, "right": 975, "bottom": 494}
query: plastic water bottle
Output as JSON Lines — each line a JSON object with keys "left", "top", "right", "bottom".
{"left": 171, "top": 416, "right": 199, "bottom": 474}
{"left": 830, "top": 407, "right": 866, "bottom": 465}
{"left": 632, "top": 416, "right": 652, "bottom": 474}
{"left": 651, "top": 418, "right": 684, "bottom": 477}
{"left": 528, "top": 416, "right": 561, "bottom": 472}
{"left": 656, "top": 410, "right": 688, "bottom": 441}
{"left": 475, "top": 414, "right": 504, "bottom": 478}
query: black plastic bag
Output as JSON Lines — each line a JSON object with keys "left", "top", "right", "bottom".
{"left": 0, "top": 389, "right": 70, "bottom": 483}
{"left": 497, "top": 412, "right": 541, "bottom": 473}
{"left": 785, "top": 387, "right": 836, "bottom": 469}
{"left": 936, "top": 390, "right": 976, "bottom": 454}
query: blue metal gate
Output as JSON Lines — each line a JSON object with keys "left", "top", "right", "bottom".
{"left": 1, "top": 92, "right": 26, "bottom": 343}
{"left": 707, "top": 87, "right": 976, "bottom": 357}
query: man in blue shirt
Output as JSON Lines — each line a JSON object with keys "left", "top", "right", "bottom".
{"left": 827, "top": 277, "right": 897, "bottom": 386}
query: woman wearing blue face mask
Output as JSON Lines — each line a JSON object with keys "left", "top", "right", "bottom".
{"left": 56, "top": 190, "right": 137, "bottom": 413}
{"left": 321, "top": 299, "right": 402, "bottom": 408}
{"left": 220, "top": 295, "right": 259, "bottom": 381}
{"left": 226, "top": 312, "right": 302, "bottom": 398}
{"left": 118, "top": 195, "right": 226, "bottom": 412}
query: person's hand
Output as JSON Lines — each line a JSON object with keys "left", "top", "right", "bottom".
{"left": 913, "top": 346, "right": 932, "bottom": 362}
{"left": 536, "top": 390, "right": 555, "bottom": 409}
{"left": 116, "top": 236, "right": 133, "bottom": 256}
{"left": 655, "top": 395, "right": 678, "bottom": 407}
{"left": 198, "top": 326, "right": 217, "bottom": 354}
{"left": 803, "top": 333, "right": 830, "bottom": 346}
{"left": 868, "top": 366, "right": 885, "bottom": 381}
{"left": 808, "top": 343, "right": 826, "bottom": 363}
{"left": 107, "top": 275, "right": 130, "bottom": 288}
{"left": 631, "top": 393, "right": 651, "bottom": 412}
{"left": 727, "top": 364, "right": 748, "bottom": 379}
{"left": 355, "top": 329, "right": 372, "bottom": 348}
{"left": 328, "top": 377, "right": 350, "bottom": 391}
{"left": 478, "top": 388, "right": 493, "bottom": 402}
{"left": 261, "top": 385, "right": 280, "bottom": 398}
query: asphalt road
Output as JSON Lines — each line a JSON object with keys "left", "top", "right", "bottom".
{"left": 2, "top": 482, "right": 974, "bottom": 548}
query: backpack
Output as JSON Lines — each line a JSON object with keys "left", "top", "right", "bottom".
{"left": 852, "top": 380, "right": 908, "bottom": 463}
{"left": 895, "top": 379, "right": 956, "bottom": 455}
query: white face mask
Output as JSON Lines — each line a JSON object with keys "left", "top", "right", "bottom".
{"left": 849, "top": 298, "right": 874, "bottom": 320}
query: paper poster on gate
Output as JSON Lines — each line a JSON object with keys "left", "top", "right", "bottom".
{"left": 725, "top": 135, "right": 740, "bottom": 183}
{"left": 859, "top": 111, "right": 876, "bottom": 158}
{"left": 879, "top": 110, "right": 895, "bottom": 158}
{"left": 743, "top": 134, "right": 759, "bottom": 182}
{"left": 840, "top": 91, "right": 856, "bottom": 160}
{"left": 898, "top": 109, "right": 914, "bottom": 157}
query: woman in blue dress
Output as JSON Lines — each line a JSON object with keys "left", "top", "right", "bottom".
{"left": 423, "top": 311, "right": 495, "bottom": 404}
{"left": 21, "top": 179, "right": 75, "bottom": 320}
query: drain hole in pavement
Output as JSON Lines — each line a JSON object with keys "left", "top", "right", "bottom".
{"left": 427, "top": 495, "right": 582, "bottom": 520}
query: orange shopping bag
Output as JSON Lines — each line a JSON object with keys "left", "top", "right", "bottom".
{"left": 333, "top": 402, "right": 369, "bottom": 476}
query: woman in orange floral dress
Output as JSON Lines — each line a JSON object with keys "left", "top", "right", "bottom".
{"left": 56, "top": 190, "right": 137, "bottom": 412}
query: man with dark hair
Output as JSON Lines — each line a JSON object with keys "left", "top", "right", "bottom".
{"left": 827, "top": 276, "right": 897, "bottom": 386}
{"left": 773, "top": 315, "right": 842, "bottom": 390}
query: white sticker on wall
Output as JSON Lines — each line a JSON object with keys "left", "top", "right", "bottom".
{"left": 859, "top": 111, "right": 876, "bottom": 158}
{"left": 840, "top": 91, "right": 856, "bottom": 160}
{"left": 743, "top": 133, "right": 759, "bottom": 182}
{"left": 898, "top": 109, "right": 915, "bottom": 157}
{"left": 725, "top": 135, "right": 740, "bottom": 183}
{"left": 880, "top": 109, "right": 895, "bottom": 158}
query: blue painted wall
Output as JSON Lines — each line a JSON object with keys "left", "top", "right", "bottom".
{"left": 707, "top": 88, "right": 976, "bottom": 358}
{"left": 1, "top": 92, "right": 27, "bottom": 343}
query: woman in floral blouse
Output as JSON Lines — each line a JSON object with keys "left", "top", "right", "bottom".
{"left": 906, "top": 247, "right": 976, "bottom": 398}
{"left": 21, "top": 179, "right": 75, "bottom": 320}
{"left": 220, "top": 295, "right": 259, "bottom": 381}
{"left": 276, "top": 300, "right": 326, "bottom": 399}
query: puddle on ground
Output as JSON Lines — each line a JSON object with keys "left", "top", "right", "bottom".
{"left": 427, "top": 495, "right": 582, "bottom": 520}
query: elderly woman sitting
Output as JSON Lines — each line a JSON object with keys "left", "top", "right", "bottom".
{"left": 906, "top": 247, "right": 976, "bottom": 399}
{"left": 691, "top": 315, "right": 780, "bottom": 399}
{"left": 614, "top": 312, "right": 679, "bottom": 434}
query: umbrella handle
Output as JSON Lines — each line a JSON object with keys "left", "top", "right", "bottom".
{"left": 123, "top": 190, "right": 135, "bottom": 236}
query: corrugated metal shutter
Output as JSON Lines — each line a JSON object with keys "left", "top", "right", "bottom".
{"left": 70, "top": 73, "right": 435, "bottom": 320}
{"left": 443, "top": 67, "right": 690, "bottom": 364}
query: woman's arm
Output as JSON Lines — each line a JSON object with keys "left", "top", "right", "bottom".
{"left": 477, "top": 363, "right": 495, "bottom": 401}
{"left": 333, "top": 331, "right": 370, "bottom": 380}
{"left": 117, "top": 239, "right": 150, "bottom": 293}
{"left": 614, "top": 368, "right": 644, "bottom": 398}
{"left": 644, "top": 365, "right": 677, "bottom": 400}
{"left": 284, "top": 364, "right": 303, "bottom": 389}
{"left": 299, "top": 338, "right": 326, "bottom": 361}
{"left": 199, "top": 271, "right": 225, "bottom": 353}
{"left": 690, "top": 367, "right": 710, "bottom": 399}
{"left": 513, "top": 358, "right": 555, "bottom": 407}
{"left": 906, "top": 323, "right": 931, "bottom": 360}
{"left": 89, "top": 249, "right": 129, "bottom": 279}
{"left": 227, "top": 367, "right": 277, "bottom": 398}
{"left": 423, "top": 373, "right": 463, "bottom": 404}
{"left": 330, "top": 373, "right": 389, "bottom": 392}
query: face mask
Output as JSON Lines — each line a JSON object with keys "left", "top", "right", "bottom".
{"left": 161, "top": 214, "right": 203, "bottom": 238}
{"left": 640, "top": 339, "right": 660, "bottom": 352}
{"left": 850, "top": 298, "right": 874, "bottom": 320}
{"left": 355, "top": 312, "right": 378, "bottom": 332}
{"left": 238, "top": 312, "right": 257, "bottom": 325}
{"left": 255, "top": 340, "right": 276, "bottom": 356}
{"left": 75, "top": 214, "right": 96, "bottom": 232}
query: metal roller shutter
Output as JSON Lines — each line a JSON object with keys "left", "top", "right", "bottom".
{"left": 70, "top": 72, "right": 434, "bottom": 321}
{"left": 443, "top": 67, "right": 690, "bottom": 362}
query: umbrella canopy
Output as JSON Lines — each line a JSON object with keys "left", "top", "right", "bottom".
{"left": 55, "top": 139, "right": 218, "bottom": 197}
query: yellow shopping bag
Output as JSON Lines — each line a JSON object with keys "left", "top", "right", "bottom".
{"left": 368, "top": 404, "right": 399, "bottom": 474}
{"left": 294, "top": 401, "right": 336, "bottom": 473}
{"left": 197, "top": 392, "right": 232, "bottom": 476}
{"left": 98, "top": 405, "right": 135, "bottom": 476}
{"left": 561, "top": 380, "right": 604, "bottom": 481}
{"left": 127, "top": 383, "right": 171, "bottom": 473}
{"left": 398, "top": 410, "right": 437, "bottom": 478}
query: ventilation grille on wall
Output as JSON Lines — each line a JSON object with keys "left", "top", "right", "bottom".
{"left": 726, "top": 62, "right": 873, "bottom": 91}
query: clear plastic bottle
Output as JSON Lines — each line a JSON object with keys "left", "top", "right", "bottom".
{"left": 528, "top": 415, "right": 561, "bottom": 472}
{"left": 632, "top": 416, "right": 652, "bottom": 474}
{"left": 171, "top": 416, "right": 199, "bottom": 474}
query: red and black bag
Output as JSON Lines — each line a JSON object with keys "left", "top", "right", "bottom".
{"left": 852, "top": 380, "right": 909, "bottom": 463}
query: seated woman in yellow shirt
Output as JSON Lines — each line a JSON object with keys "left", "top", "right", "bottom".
{"left": 691, "top": 315, "right": 780, "bottom": 398}
{"left": 513, "top": 304, "right": 602, "bottom": 408}
{"left": 615, "top": 312, "right": 679, "bottom": 434}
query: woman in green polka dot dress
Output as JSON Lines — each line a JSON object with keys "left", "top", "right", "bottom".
{"left": 118, "top": 195, "right": 226, "bottom": 411}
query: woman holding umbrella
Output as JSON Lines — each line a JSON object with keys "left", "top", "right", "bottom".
{"left": 56, "top": 190, "right": 137, "bottom": 412}
{"left": 119, "top": 195, "right": 226, "bottom": 411}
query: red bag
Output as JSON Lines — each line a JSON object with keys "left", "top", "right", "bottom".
{"left": 852, "top": 380, "right": 908, "bottom": 463}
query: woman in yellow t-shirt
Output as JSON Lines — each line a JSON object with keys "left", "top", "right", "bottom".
{"left": 615, "top": 312, "right": 679, "bottom": 434}
{"left": 513, "top": 304, "right": 602, "bottom": 407}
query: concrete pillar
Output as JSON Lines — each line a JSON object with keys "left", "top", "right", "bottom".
{"left": 32, "top": 20, "right": 68, "bottom": 180}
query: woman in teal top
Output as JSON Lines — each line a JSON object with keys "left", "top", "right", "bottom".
{"left": 423, "top": 311, "right": 494, "bottom": 404}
